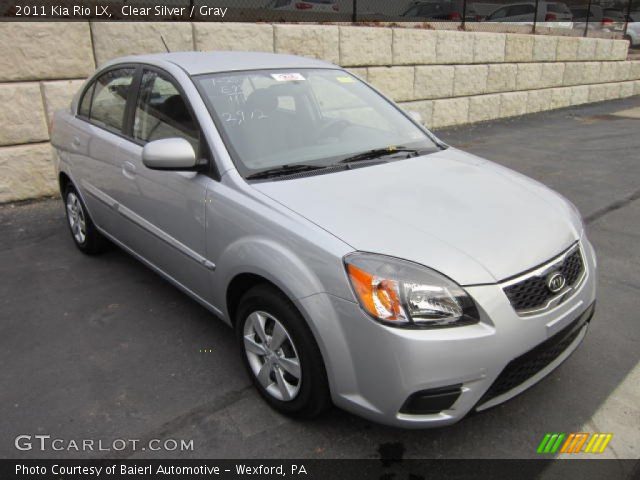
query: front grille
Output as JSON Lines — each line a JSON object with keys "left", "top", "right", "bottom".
{"left": 561, "top": 249, "right": 584, "bottom": 285}
{"left": 503, "top": 247, "right": 585, "bottom": 314}
{"left": 477, "top": 303, "right": 595, "bottom": 406}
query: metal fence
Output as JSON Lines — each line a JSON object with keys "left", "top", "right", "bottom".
{"left": 1, "top": 0, "right": 638, "bottom": 42}
{"left": 340, "top": 0, "right": 638, "bottom": 39}
{"left": 355, "top": 0, "right": 638, "bottom": 39}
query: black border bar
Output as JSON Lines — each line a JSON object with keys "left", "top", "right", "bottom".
{"left": 2, "top": 459, "right": 640, "bottom": 480}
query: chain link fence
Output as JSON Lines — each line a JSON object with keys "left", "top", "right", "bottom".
{"left": 1, "top": 0, "right": 638, "bottom": 47}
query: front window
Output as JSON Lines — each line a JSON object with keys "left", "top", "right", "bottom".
{"left": 195, "top": 69, "right": 437, "bottom": 178}
{"left": 133, "top": 70, "right": 200, "bottom": 155}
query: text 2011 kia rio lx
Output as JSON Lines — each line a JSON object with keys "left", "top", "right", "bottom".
{"left": 51, "top": 52, "right": 596, "bottom": 428}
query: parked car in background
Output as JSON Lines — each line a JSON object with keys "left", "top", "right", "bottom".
{"left": 265, "top": 0, "right": 339, "bottom": 13}
{"left": 602, "top": 8, "right": 627, "bottom": 32}
{"left": 401, "top": 0, "right": 476, "bottom": 21}
{"left": 485, "top": 1, "right": 574, "bottom": 28}
{"left": 51, "top": 52, "right": 597, "bottom": 428}
{"left": 626, "top": 12, "right": 640, "bottom": 47}
{"left": 571, "top": 5, "right": 604, "bottom": 31}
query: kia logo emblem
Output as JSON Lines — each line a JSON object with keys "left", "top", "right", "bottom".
{"left": 547, "top": 272, "right": 566, "bottom": 293}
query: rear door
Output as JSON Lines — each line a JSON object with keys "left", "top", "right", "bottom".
{"left": 70, "top": 66, "right": 137, "bottom": 234}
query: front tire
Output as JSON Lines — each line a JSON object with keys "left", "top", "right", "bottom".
{"left": 64, "top": 185, "right": 109, "bottom": 255}
{"left": 236, "top": 284, "right": 331, "bottom": 418}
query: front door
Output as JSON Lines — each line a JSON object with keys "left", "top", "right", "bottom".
{"left": 115, "top": 68, "right": 214, "bottom": 304}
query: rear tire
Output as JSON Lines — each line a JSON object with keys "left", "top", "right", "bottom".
{"left": 63, "top": 184, "right": 109, "bottom": 255}
{"left": 235, "top": 284, "right": 331, "bottom": 419}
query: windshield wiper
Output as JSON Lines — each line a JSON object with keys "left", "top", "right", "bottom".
{"left": 245, "top": 163, "right": 328, "bottom": 180}
{"left": 339, "top": 146, "right": 431, "bottom": 164}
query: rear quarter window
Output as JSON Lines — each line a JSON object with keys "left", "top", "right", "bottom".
{"left": 78, "top": 83, "right": 94, "bottom": 118}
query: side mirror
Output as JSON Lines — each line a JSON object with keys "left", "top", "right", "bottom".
{"left": 407, "top": 110, "right": 423, "bottom": 125}
{"left": 142, "top": 138, "right": 197, "bottom": 171}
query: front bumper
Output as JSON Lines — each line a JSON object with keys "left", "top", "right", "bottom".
{"left": 299, "top": 237, "right": 597, "bottom": 428}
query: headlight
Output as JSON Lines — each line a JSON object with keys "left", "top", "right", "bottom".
{"left": 344, "top": 253, "right": 479, "bottom": 328}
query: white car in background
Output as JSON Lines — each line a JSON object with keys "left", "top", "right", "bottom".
{"left": 265, "top": 0, "right": 339, "bottom": 12}
{"left": 485, "top": 1, "right": 574, "bottom": 28}
{"left": 626, "top": 12, "right": 640, "bottom": 47}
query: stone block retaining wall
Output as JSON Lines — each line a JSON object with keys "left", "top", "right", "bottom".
{"left": 1, "top": 22, "right": 638, "bottom": 202}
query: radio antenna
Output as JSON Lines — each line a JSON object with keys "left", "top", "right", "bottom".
{"left": 160, "top": 35, "right": 171, "bottom": 53}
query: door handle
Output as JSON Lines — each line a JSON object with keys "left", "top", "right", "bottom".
{"left": 122, "top": 161, "right": 137, "bottom": 179}
{"left": 71, "top": 137, "right": 81, "bottom": 149}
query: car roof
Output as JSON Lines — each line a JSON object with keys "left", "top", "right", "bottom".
{"left": 104, "top": 51, "right": 337, "bottom": 76}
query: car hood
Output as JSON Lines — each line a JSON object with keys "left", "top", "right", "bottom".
{"left": 252, "top": 148, "right": 583, "bottom": 285}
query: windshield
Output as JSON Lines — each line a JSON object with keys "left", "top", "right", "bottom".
{"left": 194, "top": 69, "right": 438, "bottom": 178}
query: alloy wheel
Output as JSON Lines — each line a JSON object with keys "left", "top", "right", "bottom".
{"left": 66, "top": 192, "right": 87, "bottom": 245}
{"left": 243, "top": 311, "right": 302, "bottom": 401}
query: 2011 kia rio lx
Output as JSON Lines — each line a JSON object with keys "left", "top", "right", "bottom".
{"left": 51, "top": 52, "right": 597, "bottom": 428}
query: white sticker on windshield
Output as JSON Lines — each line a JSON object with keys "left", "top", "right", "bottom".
{"left": 271, "top": 73, "right": 306, "bottom": 82}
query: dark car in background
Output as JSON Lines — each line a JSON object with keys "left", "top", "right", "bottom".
{"left": 571, "top": 5, "right": 603, "bottom": 31}
{"left": 401, "top": 0, "right": 476, "bottom": 21}
{"left": 265, "top": 0, "right": 339, "bottom": 11}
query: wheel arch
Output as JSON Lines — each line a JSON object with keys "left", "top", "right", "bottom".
{"left": 226, "top": 272, "right": 276, "bottom": 327}
{"left": 224, "top": 267, "right": 318, "bottom": 329}
{"left": 58, "top": 171, "right": 72, "bottom": 196}
{"left": 56, "top": 170, "right": 98, "bottom": 227}
{"left": 224, "top": 269, "right": 336, "bottom": 392}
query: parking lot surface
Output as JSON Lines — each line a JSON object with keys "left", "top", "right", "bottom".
{"left": 1, "top": 97, "right": 639, "bottom": 461}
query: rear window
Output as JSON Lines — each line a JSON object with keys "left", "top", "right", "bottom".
{"left": 405, "top": 5, "right": 443, "bottom": 16}
{"left": 508, "top": 4, "right": 535, "bottom": 16}
{"left": 571, "top": 6, "right": 602, "bottom": 19}
{"left": 404, "top": 1, "right": 457, "bottom": 16}
{"left": 547, "top": 3, "right": 570, "bottom": 13}
{"left": 603, "top": 9, "right": 625, "bottom": 20}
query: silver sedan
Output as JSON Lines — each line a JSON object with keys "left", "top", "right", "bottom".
{"left": 51, "top": 52, "right": 597, "bottom": 428}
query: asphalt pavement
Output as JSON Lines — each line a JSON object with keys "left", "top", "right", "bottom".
{"left": 1, "top": 96, "right": 639, "bottom": 461}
